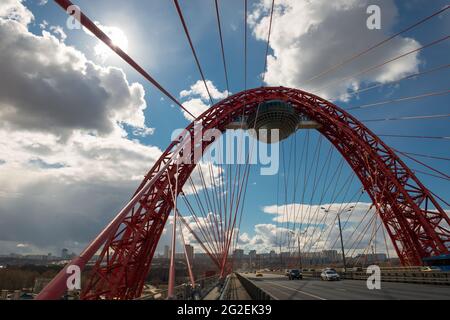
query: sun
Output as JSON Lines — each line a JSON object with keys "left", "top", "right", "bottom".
{"left": 94, "top": 25, "right": 129, "bottom": 61}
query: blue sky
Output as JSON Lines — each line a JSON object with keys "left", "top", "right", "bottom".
{"left": 0, "top": 0, "right": 448, "bottom": 256}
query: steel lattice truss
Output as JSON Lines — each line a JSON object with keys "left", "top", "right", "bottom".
{"left": 40, "top": 87, "right": 447, "bottom": 300}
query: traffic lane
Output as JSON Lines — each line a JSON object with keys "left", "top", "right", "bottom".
{"left": 243, "top": 273, "right": 450, "bottom": 300}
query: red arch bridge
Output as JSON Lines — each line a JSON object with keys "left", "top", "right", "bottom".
{"left": 35, "top": 0, "right": 450, "bottom": 300}
{"left": 37, "top": 86, "right": 450, "bottom": 300}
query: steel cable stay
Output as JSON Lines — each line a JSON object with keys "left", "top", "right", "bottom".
{"left": 308, "top": 171, "right": 358, "bottom": 255}
{"left": 214, "top": 0, "right": 230, "bottom": 95}
{"left": 173, "top": 0, "right": 215, "bottom": 106}
{"left": 282, "top": 148, "right": 353, "bottom": 264}
{"left": 281, "top": 137, "right": 296, "bottom": 249}
{"left": 297, "top": 160, "right": 346, "bottom": 259}
{"left": 340, "top": 63, "right": 450, "bottom": 99}
{"left": 293, "top": 145, "right": 338, "bottom": 256}
{"left": 345, "top": 214, "right": 379, "bottom": 259}
{"left": 232, "top": 104, "right": 263, "bottom": 258}
{"left": 376, "top": 134, "right": 450, "bottom": 140}
{"left": 42, "top": 0, "right": 450, "bottom": 300}
{"left": 287, "top": 131, "right": 311, "bottom": 244}
{"left": 392, "top": 150, "right": 450, "bottom": 162}
{"left": 292, "top": 135, "right": 327, "bottom": 251}
{"left": 291, "top": 141, "right": 341, "bottom": 235}
{"left": 54, "top": 0, "right": 195, "bottom": 119}
{"left": 347, "top": 89, "right": 450, "bottom": 111}
{"left": 302, "top": 5, "right": 449, "bottom": 86}
{"left": 167, "top": 169, "right": 197, "bottom": 291}
{"left": 349, "top": 216, "right": 384, "bottom": 266}
{"left": 285, "top": 133, "right": 300, "bottom": 251}
{"left": 292, "top": 130, "right": 311, "bottom": 250}
{"left": 261, "top": 0, "right": 276, "bottom": 86}
{"left": 414, "top": 169, "right": 450, "bottom": 182}
{"left": 313, "top": 171, "right": 358, "bottom": 254}
{"left": 309, "top": 186, "right": 365, "bottom": 255}
{"left": 395, "top": 149, "right": 450, "bottom": 181}
{"left": 362, "top": 113, "right": 450, "bottom": 123}
{"left": 314, "top": 35, "right": 450, "bottom": 92}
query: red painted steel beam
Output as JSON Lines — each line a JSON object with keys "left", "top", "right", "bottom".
{"left": 38, "top": 87, "right": 450, "bottom": 299}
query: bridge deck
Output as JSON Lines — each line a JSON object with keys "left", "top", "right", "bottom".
{"left": 241, "top": 273, "right": 450, "bottom": 300}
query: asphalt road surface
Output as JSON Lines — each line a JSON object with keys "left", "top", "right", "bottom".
{"left": 241, "top": 273, "right": 450, "bottom": 300}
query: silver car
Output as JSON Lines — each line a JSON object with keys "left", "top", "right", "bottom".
{"left": 321, "top": 269, "right": 340, "bottom": 281}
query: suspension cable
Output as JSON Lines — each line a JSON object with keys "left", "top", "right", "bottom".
{"left": 173, "top": 0, "right": 214, "bottom": 105}
{"left": 395, "top": 149, "right": 450, "bottom": 180}
{"left": 214, "top": 0, "right": 230, "bottom": 95}
{"left": 377, "top": 134, "right": 450, "bottom": 140}
{"left": 347, "top": 89, "right": 450, "bottom": 111}
{"left": 362, "top": 113, "right": 450, "bottom": 123}
{"left": 315, "top": 35, "right": 450, "bottom": 92}
{"left": 54, "top": 0, "right": 195, "bottom": 119}
{"left": 393, "top": 150, "right": 450, "bottom": 162}
{"left": 244, "top": 0, "right": 248, "bottom": 91}
{"left": 342, "top": 63, "right": 450, "bottom": 98}
{"left": 302, "top": 5, "right": 449, "bottom": 85}
{"left": 262, "top": 0, "right": 276, "bottom": 86}
{"left": 414, "top": 169, "right": 450, "bottom": 181}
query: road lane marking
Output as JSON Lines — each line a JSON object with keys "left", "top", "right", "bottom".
{"left": 266, "top": 281, "right": 327, "bottom": 300}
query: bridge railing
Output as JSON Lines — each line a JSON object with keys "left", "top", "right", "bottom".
{"left": 257, "top": 268, "right": 450, "bottom": 285}
{"left": 136, "top": 275, "right": 220, "bottom": 300}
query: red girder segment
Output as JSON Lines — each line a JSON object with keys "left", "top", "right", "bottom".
{"left": 39, "top": 87, "right": 449, "bottom": 300}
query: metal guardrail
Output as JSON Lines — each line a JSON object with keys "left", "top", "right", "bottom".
{"left": 137, "top": 275, "right": 220, "bottom": 300}
{"left": 219, "top": 275, "right": 232, "bottom": 300}
{"left": 235, "top": 273, "right": 273, "bottom": 300}
{"left": 265, "top": 269, "right": 450, "bottom": 285}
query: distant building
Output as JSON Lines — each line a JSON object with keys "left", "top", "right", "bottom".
{"left": 185, "top": 245, "right": 194, "bottom": 265}
{"left": 322, "top": 250, "right": 339, "bottom": 262}
{"left": 269, "top": 250, "right": 277, "bottom": 259}
{"left": 355, "top": 253, "right": 387, "bottom": 263}
{"left": 164, "top": 245, "right": 170, "bottom": 259}
{"left": 233, "top": 249, "right": 244, "bottom": 260}
{"left": 61, "top": 248, "right": 69, "bottom": 259}
{"left": 248, "top": 250, "right": 257, "bottom": 259}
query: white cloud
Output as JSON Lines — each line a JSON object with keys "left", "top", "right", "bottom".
{"left": 180, "top": 80, "right": 229, "bottom": 101}
{"left": 49, "top": 25, "right": 67, "bottom": 41}
{"left": 0, "top": 1, "right": 160, "bottom": 254}
{"left": 263, "top": 202, "right": 373, "bottom": 224}
{"left": 0, "top": 15, "right": 152, "bottom": 138}
{"left": 182, "top": 98, "right": 209, "bottom": 119}
{"left": 83, "top": 22, "right": 129, "bottom": 62}
{"left": 0, "top": 0, "right": 33, "bottom": 27}
{"left": 179, "top": 79, "right": 229, "bottom": 119}
{"left": 250, "top": 0, "right": 421, "bottom": 101}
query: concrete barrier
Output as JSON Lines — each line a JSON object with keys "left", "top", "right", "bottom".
{"left": 235, "top": 273, "right": 274, "bottom": 300}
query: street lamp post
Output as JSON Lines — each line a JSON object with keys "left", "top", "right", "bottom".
{"left": 337, "top": 212, "right": 347, "bottom": 273}
{"left": 289, "top": 230, "right": 306, "bottom": 269}
{"left": 321, "top": 206, "right": 354, "bottom": 274}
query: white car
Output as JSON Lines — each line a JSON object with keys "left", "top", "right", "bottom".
{"left": 321, "top": 269, "right": 340, "bottom": 281}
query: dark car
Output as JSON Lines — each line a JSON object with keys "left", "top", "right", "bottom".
{"left": 288, "top": 269, "right": 303, "bottom": 280}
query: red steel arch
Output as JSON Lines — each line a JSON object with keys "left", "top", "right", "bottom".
{"left": 38, "top": 87, "right": 450, "bottom": 300}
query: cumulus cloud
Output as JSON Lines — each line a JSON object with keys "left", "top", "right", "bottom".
{"left": 179, "top": 80, "right": 229, "bottom": 119}
{"left": 263, "top": 201, "right": 373, "bottom": 224}
{"left": 0, "top": 1, "right": 160, "bottom": 254}
{"left": 250, "top": 0, "right": 421, "bottom": 101}
{"left": 0, "top": 16, "right": 152, "bottom": 139}
{"left": 228, "top": 202, "right": 392, "bottom": 256}
{"left": 0, "top": 0, "right": 33, "bottom": 26}
{"left": 83, "top": 22, "right": 129, "bottom": 62}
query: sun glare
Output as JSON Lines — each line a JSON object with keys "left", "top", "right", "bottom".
{"left": 95, "top": 26, "right": 129, "bottom": 61}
